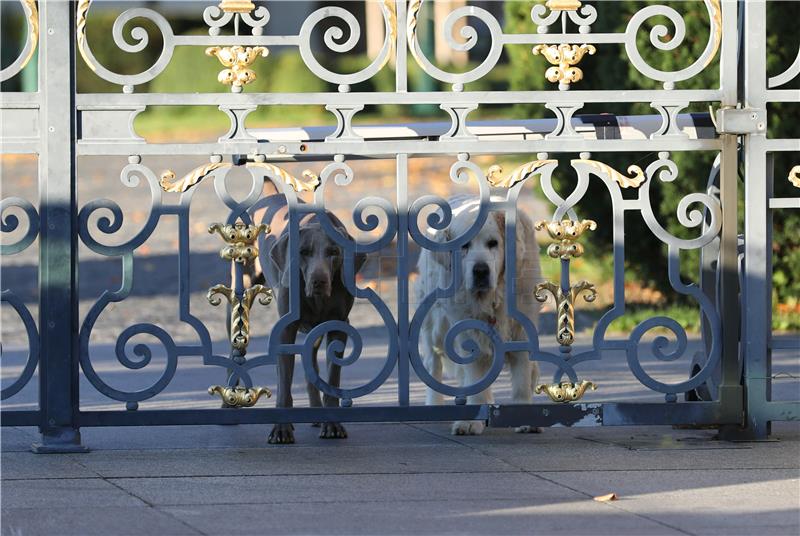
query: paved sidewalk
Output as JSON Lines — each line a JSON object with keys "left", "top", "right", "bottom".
{"left": 2, "top": 422, "right": 799, "bottom": 536}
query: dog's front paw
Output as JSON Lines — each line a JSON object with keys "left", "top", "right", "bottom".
{"left": 514, "top": 425, "right": 543, "bottom": 434}
{"left": 268, "top": 423, "right": 295, "bottom": 444}
{"left": 319, "top": 422, "right": 347, "bottom": 439}
{"left": 451, "top": 420, "right": 485, "bottom": 435}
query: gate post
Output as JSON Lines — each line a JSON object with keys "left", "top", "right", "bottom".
{"left": 739, "top": 0, "right": 771, "bottom": 439}
{"left": 715, "top": 0, "right": 744, "bottom": 430}
{"left": 32, "top": 0, "right": 86, "bottom": 453}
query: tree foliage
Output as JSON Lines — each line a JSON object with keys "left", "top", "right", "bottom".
{"left": 504, "top": 0, "right": 799, "bottom": 319}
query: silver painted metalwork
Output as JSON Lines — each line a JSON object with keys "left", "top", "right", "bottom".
{"left": 1, "top": 0, "right": 796, "bottom": 444}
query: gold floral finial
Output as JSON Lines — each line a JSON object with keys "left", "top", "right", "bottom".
{"left": 218, "top": 0, "right": 255, "bottom": 13}
{"left": 532, "top": 44, "right": 596, "bottom": 89}
{"left": 535, "top": 380, "right": 597, "bottom": 403}
{"left": 208, "top": 222, "right": 269, "bottom": 264}
{"left": 789, "top": 165, "right": 800, "bottom": 188}
{"left": 534, "top": 219, "right": 597, "bottom": 259}
{"left": 545, "top": 0, "right": 582, "bottom": 11}
{"left": 208, "top": 386, "right": 271, "bottom": 407}
{"left": 205, "top": 46, "right": 268, "bottom": 92}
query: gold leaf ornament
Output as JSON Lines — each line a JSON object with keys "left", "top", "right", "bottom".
{"left": 574, "top": 159, "right": 645, "bottom": 188}
{"left": 159, "top": 163, "right": 232, "bottom": 193}
{"left": 485, "top": 160, "right": 557, "bottom": 189}
{"left": 246, "top": 162, "right": 320, "bottom": 192}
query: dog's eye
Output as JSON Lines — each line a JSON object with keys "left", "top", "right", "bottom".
{"left": 299, "top": 248, "right": 312, "bottom": 256}
{"left": 487, "top": 239, "right": 498, "bottom": 249}
{"left": 461, "top": 241, "right": 471, "bottom": 251}
{"left": 325, "top": 247, "right": 340, "bottom": 257}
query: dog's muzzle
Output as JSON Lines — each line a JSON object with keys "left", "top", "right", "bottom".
{"left": 308, "top": 274, "right": 332, "bottom": 297}
{"left": 471, "top": 261, "right": 492, "bottom": 291}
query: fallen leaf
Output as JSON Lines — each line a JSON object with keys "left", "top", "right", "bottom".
{"left": 594, "top": 493, "right": 618, "bottom": 502}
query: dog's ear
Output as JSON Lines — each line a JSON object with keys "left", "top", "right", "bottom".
{"left": 493, "top": 210, "right": 505, "bottom": 232}
{"left": 269, "top": 233, "right": 292, "bottom": 288}
{"left": 335, "top": 223, "right": 368, "bottom": 277}
{"left": 431, "top": 227, "right": 452, "bottom": 270}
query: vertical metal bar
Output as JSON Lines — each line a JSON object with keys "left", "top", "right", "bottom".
{"left": 33, "top": 0, "right": 86, "bottom": 452}
{"left": 395, "top": 0, "right": 407, "bottom": 93}
{"left": 740, "top": 0, "right": 771, "bottom": 439}
{"left": 716, "top": 0, "right": 743, "bottom": 420}
{"left": 720, "top": 0, "right": 739, "bottom": 106}
{"left": 397, "top": 153, "right": 409, "bottom": 405}
{"left": 717, "top": 132, "right": 742, "bottom": 420}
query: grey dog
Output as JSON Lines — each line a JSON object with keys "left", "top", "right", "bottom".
{"left": 248, "top": 193, "right": 365, "bottom": 444}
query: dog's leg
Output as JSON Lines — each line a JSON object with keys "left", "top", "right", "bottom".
{"left": 268, "top": 323, "right": 298, "bottom": 444}
{"left": 451, "top": 360, "right": 493, "bottom": 436}
{"left": 424, "top": 349, "right": 445, "bottom": 405}
{"left": 319, "top": 329, "right": 347, "bottom": 439}
{"left": 509, "top": 352, "right": 542, "bottom": 434}
{"left": 307, "top": 335, "right": 323, "bottom": 427}
{"left": 422, "top": 320, "right": 445, "bottom": 405}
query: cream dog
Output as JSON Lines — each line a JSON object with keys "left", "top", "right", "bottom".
{"left": 414, "top": 195, "right": 541, "bottom": 435}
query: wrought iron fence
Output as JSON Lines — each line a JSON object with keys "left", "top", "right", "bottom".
{"left": 0, "top": 0, "right": 797, "bottom": 451}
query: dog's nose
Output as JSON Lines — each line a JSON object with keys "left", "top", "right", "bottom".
{"left": 473, "top": 262, "right": 490, "bottom": 282}
{"left": 312, "top": 279, "right": 327, "bottom": 290}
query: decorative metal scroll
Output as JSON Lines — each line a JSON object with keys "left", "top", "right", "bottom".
{"left": 1, "top": 198, "right": 40, "bottom": 400}
{"left": 0, "top": 0, "right": 39, "bottom": 82}
{"left": 407, "top": 0, "right": 721, "bottom": 91}
{"left": 71, "top": 0, "right": 722, "bottom": 93}
{"left": 75, "top": 0, "right": 397, "bottom": 93}
{"left": 0, "top": 0, "right": 749, "bottom": 418}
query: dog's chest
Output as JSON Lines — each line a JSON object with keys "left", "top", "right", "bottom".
{"left": 296, "top": 289, "right": 354, "bottom": 332}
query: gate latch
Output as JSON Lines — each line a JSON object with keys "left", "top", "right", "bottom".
{"left": 714, "top": 107, "right": 766, "bottom": 135}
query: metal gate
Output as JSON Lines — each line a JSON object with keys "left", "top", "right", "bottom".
{"left": 0, "top": 0, "right": 797, "bottom": 452}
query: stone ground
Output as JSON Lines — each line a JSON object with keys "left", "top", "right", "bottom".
{"left": 2, "top": 423, "right": 799, "bottom": 535}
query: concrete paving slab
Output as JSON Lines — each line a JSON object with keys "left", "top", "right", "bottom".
{"left": 537, "top": 469, "right": 800, "bottom": 533}
{"left": 73, "top": 422, "right": 453, "bottom": 451}
{"left": 416, "top": 424, "right": 800, "bottom": 471}
{"left": 109, "top": 471, "right": 579, "bottom": 506}
{"left": 1, "top": 506, "right": 201, "bottom": 536}
{"left": 0, "top": 427, "right": 38, "bottom": 453}
{"left": 1, "top": 478, "right": 145, "bottom": 509}
{"left": 70, "top": 444, "right": 516, "bottom": 478}
{"left": 162, "top": 499, "right": 687, "bottom": 536}
{"left": 2, "top": 452, "right": 97, "bottom": 480}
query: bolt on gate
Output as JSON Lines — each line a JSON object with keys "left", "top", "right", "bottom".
{"left": 0, "top": 0, "right": 797, "bottom": 452}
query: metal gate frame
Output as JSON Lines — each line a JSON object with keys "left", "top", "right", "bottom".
{"left": 0, "top": 0, "right": 797, "bottom": 452}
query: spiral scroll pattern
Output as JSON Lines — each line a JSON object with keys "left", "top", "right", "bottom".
{"left": 76, "top": 1, "right": 176, "bottom": 89}
{"left": 0, "top": 0, "right": 39, "bottom": 82}
{"left": 298, "top": 4, "right": 394, "bottom": 87}
{"left": 624, "top": 0, "right": 722, "bottom": 86}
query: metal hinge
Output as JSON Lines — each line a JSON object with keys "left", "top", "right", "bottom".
{"left": 713, "top": 107, "right": 766, "bottom": 135}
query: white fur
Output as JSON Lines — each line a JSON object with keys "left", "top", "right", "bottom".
{"left": 414, "top": 195, "right": 542, "bottom": 435}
